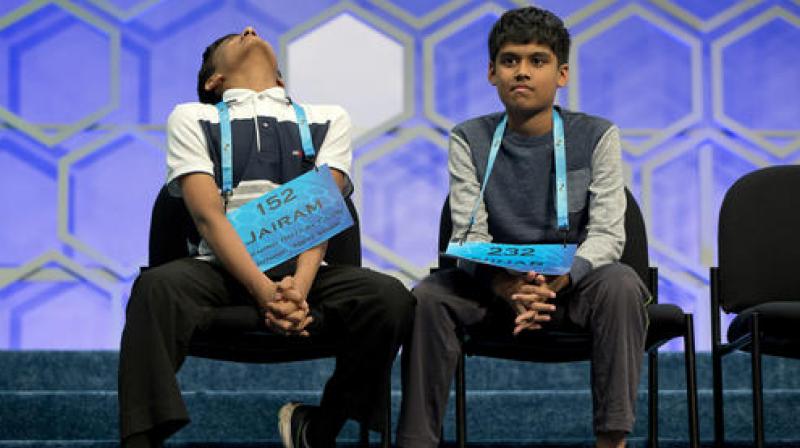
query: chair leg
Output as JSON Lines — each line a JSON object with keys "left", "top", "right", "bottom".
{"left": 456, "top": 351, "right": 466, "bottom": 448}
{"left": 359, "top": 422, "right": 369, "bottom": 447}
{"left": 684, "top": 314, "right": 700, "bottom": 448}
{"left": 712, "top": 338, "right": 725, "bottom": 447}
{"left": 381, "top": 380, "right": 391, "bottom": 448}
{"left": 751, "top": 312, "right": 764, "bottom": 448}
{"left": 648, "top": 349, "right": 658, "bottom": 448}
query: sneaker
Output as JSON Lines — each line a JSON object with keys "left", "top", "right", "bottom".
{"left": 278, "top": 402, "right": 317, "bottom": 448}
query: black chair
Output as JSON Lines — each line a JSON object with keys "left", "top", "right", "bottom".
{"left": 710, "top": 165, "right": 800, "bottom": 448}
{"left": 147, "top": 185, "right": 389, "bottom": 447}
{"left": 437, "top": 189, "right": 699, "bottom": 448}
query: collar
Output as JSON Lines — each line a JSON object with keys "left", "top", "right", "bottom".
{"left": 222, "top": 86, "right": 289, "bottom": 104}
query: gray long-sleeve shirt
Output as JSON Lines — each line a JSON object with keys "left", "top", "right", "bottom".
{"left": 448, "top": 108, "right": 626, "bottom": 285}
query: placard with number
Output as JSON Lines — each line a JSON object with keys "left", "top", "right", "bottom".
{"left": 226, "top": 165, "right": 353, "bottom": 272}
{"left": 444, "top": 241, "right": 577, "bottom": 275}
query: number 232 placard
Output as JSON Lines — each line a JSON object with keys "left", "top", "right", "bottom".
{"left": 444, "top": 241, "right": 577, "bottom": 275}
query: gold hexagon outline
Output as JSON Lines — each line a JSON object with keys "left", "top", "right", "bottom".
{"left": 58, "top": 130, "right": 164, "bottom": 279}
{"left": 0, "top": 250, "right": 125, "bottom": 348}
{"left": 711, "top": 6, "right": 800, "bottom": 157}
{"left": 0, "top": 0, "right": 121, "bottom": 147}
{"left": 569, "top": 3, "right": 703, "bottom": 155}
{"left": 0, "top": 250, "right": 115, "bottom": 291}
{"left": 278, "top": 1, "right": 415, "bottom": 147}
{"left": 651, "top": 0, "right": 762, "bottom": 32}
{"left": 640, "top": 128, "right": 769, "bottom": 279}
{"left": 619, "top": 129, "right": 658, "bottom": 157}
{"left": 353, "top": 126, "right": 449, "bottom": 280}
{"left": 510, "top": 0, "right": 617, "bottom": 28}
{"left": 85, "top": 0, "right": 161, "bottom": 21}
{"left": 0, "top": 0, "right": 47, "bottom": 24}
{"left": 368, "top": 0, "right": 468, "bottom": 29}
{"left": 423, "top": 2, "right": 507, "bottom": 132}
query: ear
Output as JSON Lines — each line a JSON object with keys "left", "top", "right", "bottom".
{"left": 557, "top": 62, "right": 569, "bottom": 88}
{"left": 204, "top": 73, "right": 224, "bottom": 94}
{"left": 488, "top": 61, "right": 497, "bottom": 86}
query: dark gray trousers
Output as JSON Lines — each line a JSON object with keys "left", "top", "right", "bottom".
{"left": 396, "top": 263, "right": 649, "bottom": 448}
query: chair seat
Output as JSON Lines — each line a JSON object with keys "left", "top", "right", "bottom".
{"left": 187, "top": 305, "right": 338, "bottom": 364}
{"left": 727, "top": 301, "right": 800, "bottom": 358}
{"left": 645, "top": 303, "right": 687, "bottom": 350}
{"left": 464, "top": 329, "right": 593, "bottom": 363}
{"left": 463, "top": 303, "right": 687, "bottom": 363}
{"left": 189, "top": 330, "right": 338, "bottom": 363}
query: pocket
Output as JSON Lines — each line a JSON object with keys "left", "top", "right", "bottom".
{"left": 566, "top": 168, "right": 590, "bottom": 213}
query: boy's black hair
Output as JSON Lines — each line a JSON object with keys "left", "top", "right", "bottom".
{"left": 197, "top": 33, "right": 237, "bottom": 105}
{"left": 488, "top": 7, "right": 570, "bottom": 65}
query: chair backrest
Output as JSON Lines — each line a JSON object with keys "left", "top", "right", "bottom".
{"left": 717, "top": 165, "right": 800, "bottom": 313}
{"left": 437, "top": 187, "right": 650, "bottom": 287}
{"left": 148, "top": 185, "right": 362, "bottom": 268}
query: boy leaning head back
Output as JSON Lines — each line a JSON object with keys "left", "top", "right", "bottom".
{"left": 196, "top": 27, "right": 283, "bottom": 105}
{"left": 488, "top": 6, "right": 571, "bottom": 117}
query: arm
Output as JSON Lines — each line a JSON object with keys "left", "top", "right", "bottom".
{"left": 180, "top": 173, "right": 277, "bottom": 308}
{"left": 570, "top": 125, "right": 626, "bottom": 285}
{"left": 281, "top": 107, "right": 353, "bottom": 298}
{"left": 285, "top": 169, "right": 348, "bottom": 298}
{"left": 448, "top": 129, "right": 554, "bottom": 330}
{"left": 449, "top": 132, "right": 491, "bottom": 243}
{"left": 513, "top": 126, "right": 626, "bottom": 333}
{"left": 165, "top": 106, "right": 303, "bottom": 332}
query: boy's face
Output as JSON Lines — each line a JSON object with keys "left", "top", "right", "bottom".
{"left": 212, "top": 27, "right": 279, "bottom": 77}
{"left": 488, "top": 41, "right": 568, "bottom": 116}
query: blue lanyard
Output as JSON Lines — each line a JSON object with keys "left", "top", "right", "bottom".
{"left": 465, "top": 107, "right": 569, "bottom": 238}
{"left": 290, "top": 101, "right": 316, "bottom": 159}
{"left": 215, "top": 99, "right": 316, "bottom": 203}
{"left": 215, "top": 101, "right": 234, "bottom": 198}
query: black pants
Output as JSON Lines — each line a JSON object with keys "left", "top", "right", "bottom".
{"left": 118, "top": 258, "right": 415, "bottom": 446}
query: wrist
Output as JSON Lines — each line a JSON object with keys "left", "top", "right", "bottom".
{"left": 491, "top": 271, "right": 514, "bottom": 299}
{"left": 548, "top": 274, "right": 570, "bottom": 293}
{"left": 250, "top": 277, "right": 277, "bottom": 308}
{"left": 292, "top": 275, "right": 311, "bottom": 300}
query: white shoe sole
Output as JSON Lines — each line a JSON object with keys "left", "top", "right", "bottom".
{"left": 278, "top": 402, "right": 301, "bottom": 448}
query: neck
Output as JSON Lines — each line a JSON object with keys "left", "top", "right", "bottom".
{"left": 507, "top": 107, "right": 553, "bottom": 137}
{"left": 221, "top": 53, "right": 280, "bottom": 94}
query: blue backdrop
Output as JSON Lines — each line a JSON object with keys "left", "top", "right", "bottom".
{"left": 1, "top": 0, "right": 798, "bottom": 351}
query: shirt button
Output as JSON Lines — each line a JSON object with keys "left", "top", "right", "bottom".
{"left": 261, "top": 122, "right": 269, "bottom": 128}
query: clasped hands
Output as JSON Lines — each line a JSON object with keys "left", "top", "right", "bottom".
{"left": 261, "top": 276, "right": 313, "bottom": 337}
{"left": 492, "top": 271, "right": 570, "bottom": 335}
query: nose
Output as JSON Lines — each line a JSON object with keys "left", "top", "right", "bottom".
{"left": 242, "top": 26, "right": 257, "bottom": 37}
{"left": 514, "top": 60, "right": 531, "bottom": 80}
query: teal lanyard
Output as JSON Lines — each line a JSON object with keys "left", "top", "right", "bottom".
{"left": 215, "top": 99, "right": 315, "bottom": 203}
{"left": 291, "top": 101, "right": 315, "bottom": 159}
{"left": 464, "top": 107, "right": 569, "bottom": 238}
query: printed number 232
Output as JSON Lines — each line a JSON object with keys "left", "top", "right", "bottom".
{"left": 487, "top": 247, "right": 534, "bottom": 256}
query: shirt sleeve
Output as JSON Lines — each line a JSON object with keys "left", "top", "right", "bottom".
{"left": 314, "top": 105, "right": 354, "bottom": 197}
{"left": 570, "top": 125, "right": 626, "bottom": 284}
{"left": 449, "top": 131, "right": 492, "bottom": 243}
{"left": 165, "top": 104, "right": 215, "bottom": 197}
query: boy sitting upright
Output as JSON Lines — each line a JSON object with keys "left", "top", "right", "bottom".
{"left": 397, "top": 7, "right": 649, "bottom": 448}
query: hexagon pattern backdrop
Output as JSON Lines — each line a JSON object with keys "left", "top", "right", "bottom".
{"left": 0, "top": 0, "right": 798, "bottom": 351}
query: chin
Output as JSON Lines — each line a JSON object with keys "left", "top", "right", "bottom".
{"left": 506, "top": 103, "right": 546, "bottom": 116}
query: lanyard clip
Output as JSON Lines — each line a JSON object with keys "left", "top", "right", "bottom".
{"left": 222, "top": 190, "right": 232, "bottom": 212}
